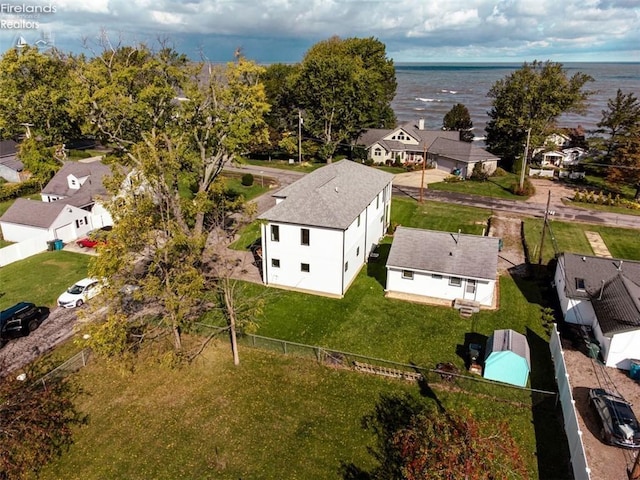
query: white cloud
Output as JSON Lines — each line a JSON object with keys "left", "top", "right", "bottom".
{"left": 0, "top": 0, "right": 637, "bottom": 62}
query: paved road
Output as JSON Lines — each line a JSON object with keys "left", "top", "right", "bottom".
{"left": 229, "top": 164, "right": 640, "bottom": 229}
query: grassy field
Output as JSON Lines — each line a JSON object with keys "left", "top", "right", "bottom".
{"left": 0, "top": 251, "right": 91, "bottom": 309}
{"left": 428, "top": 172, "right": 527, "bottom": 200}
{"left": 523, "top": 218, "right": 640, "bottom": 265}
{"left": 25, "top": 194, "right": 574, "bottom": 479}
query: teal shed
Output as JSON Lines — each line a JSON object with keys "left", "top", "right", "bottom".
{"left": 483, "top": 329, "right": 531, "bottom": 387}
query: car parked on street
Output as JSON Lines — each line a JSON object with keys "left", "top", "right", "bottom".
{"left": 589, "top": 388, "right": 640, "bottom": 448}
{"left": 0, "top": 302, "right": 50, "bottom": 345}
{"left": 57, "top": 277, "right": 102, "bottom": 308}
{"left": 76, "top": 226, "right": 112, "bottom": 249}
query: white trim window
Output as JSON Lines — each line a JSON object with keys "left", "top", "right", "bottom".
{"left": 402, "top": 270, "right": 414, "bottom": 280}
{"left": 449, "top": 277, "right": 462, "bottom": 287}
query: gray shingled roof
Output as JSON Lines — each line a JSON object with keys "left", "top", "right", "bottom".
{"left": 356, "top": 121, "right": 459, "bottom": 153}
{"left": 590, "top": 274, "right": 640, "bottom": 335}
{"left": 386, "top": 226, "right": 500, "bottom": 280}
{"left": 560, "top": 253, "right": 640, "bottom": 299}
{"left": 41, "top": 160, "right": 111, "bottom": 207}
{"left": 258, "top": 159, "right": 393, "bottom": 230}
{"left": 0, "top": 139, "right": 23, "bottom": 171}
{"left": 486, "top": 329, "right": 531, "bottom": 368}
{"left": 0, "top": 198, "right": 67, "bottom": 228}
{"left": 429, "top": 137, "right": 499, "bottom": 164}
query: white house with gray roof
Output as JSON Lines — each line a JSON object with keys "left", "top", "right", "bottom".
{"left": 258, "top": 160, "right": 393, "bottom": 297}
{"left": 386, "top": 227, "right": 500, "bottom": 307}
{"left": 555, "top": 252, "right": 640, "bottom": 369}
{"left": 357, "top": 119, "right": 498, "bottom": 178}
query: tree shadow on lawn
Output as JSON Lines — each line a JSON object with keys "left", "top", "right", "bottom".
{"left": 527, "top": 327, "right": 573, "bottom": 480}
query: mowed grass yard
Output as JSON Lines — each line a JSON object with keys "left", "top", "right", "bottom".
{"left": 523, "top": 218, "right": 640, "bottom": 265}
{"left": 27, "top": 197, "right": 571, "bottom": 479}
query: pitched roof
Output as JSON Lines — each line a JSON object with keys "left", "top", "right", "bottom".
{"left": 41, "top": 160, "right": 111, "bottom": 207}
{"left": 486, "top": 329, "right": 530, "bottom": 368}
{"left": 386, "top": 226, "right": 500, "bottom": 280}
{"left": 258, "top": 159, "right": 393, "bottom": 230}
{"left": 590, "top": 274, "right": 640, "bottom": 335}
{"left": 357, "top": 121, "right": 459, "bottom": 153}
{"left": 560, "top": 253, "right": 640, "bottom": 299}
{"left": 0, "top": 139, "right": 23, "bottom": 172}
{"left": 429, "top": 137, "right": 499, "bottom": 164}
{"left": 0, "top": 198, "right": 67, "bottom": 228}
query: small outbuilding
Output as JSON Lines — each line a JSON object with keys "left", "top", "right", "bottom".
{"left": 483, "top": 329, "right": 530, "bottom": 387}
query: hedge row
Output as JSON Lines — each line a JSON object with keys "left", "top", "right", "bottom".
{"left": 0, "top": 179, "right": 42, "bottom": 202}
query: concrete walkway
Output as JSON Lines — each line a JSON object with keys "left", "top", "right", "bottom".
{"left": 584, "top": 231, "right": 612, "bottom": 257}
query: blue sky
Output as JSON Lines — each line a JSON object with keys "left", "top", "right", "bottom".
{"left": 1, "top": 0, "right": 639, "bottom": 63}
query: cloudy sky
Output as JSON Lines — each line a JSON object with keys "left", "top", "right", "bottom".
{"left": 1, "top": 0, "right": 639, "bottom": 63}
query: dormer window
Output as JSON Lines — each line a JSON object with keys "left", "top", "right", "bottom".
{"left": 575, "top": 278, "right": 586, "bottom": 291}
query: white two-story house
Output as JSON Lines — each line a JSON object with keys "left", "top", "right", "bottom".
{"left": 258, "top": 160, "right": 393, "bottom": 297}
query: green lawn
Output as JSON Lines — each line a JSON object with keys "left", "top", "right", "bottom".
{"left": 0, "top": 251, "right": 91, "bottom": 309}
{"left": 428, "top": 172, "right": 527, "bottom": 200}
{"left": 392, "top": 197, "right": 492, "bottom": 234}
{"left": 523, "top": 218, "right": 640, "bottom": 265}
{"left": 39, "top": 343, "right": 539, "bottom": 480}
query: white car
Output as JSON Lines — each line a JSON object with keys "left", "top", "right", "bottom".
{"left": 57, "top": 278, "right": 102, "bottom": 308}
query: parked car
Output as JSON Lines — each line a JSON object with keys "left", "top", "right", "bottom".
{"left": 589, "top": 388, "right": 640, "bottom": 448}
{"left": 57, "top": 278, "right": 102, "bottom": 308}
{"left": 0, "top": 302, "right": 50, "bottom": 344}
{"left": 76, "top": 226, "right": 112, "bottom": 249}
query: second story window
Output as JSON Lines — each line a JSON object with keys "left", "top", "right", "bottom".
{"left": 271, "top": 225, "right": 280, "bottom": 242}
{"left": 301, "top": 228, "right": 310, "bottom": 246}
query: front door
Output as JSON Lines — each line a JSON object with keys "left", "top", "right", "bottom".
{"left": 464, "top": 279, "right": 477, "bottom": 300}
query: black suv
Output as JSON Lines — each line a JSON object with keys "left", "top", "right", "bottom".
{"left": 0, "top": 302, "right": 50, "bottom": 345}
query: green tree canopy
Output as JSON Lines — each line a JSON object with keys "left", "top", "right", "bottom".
{"left": 443, "top": 103, "right": 474, "bottom": 142}
{"left": 598, "top": 89, "right": 640, "bottom": 157}
{"left": 294, "top": 36, "right": 396, "bottom": 162}
{"left": 485, "top": 60, "right": 593, "bottom": 170}
{"left": 77, "top": 42, "right": 269, "bottom": 358}
{"left": 0, "top": 45, "right": 79, "bottom": 144}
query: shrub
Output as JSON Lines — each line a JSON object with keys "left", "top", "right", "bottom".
{"left": 444, "top": 175, "right": 463, "bottom": 183}
{"left": 0, "top": 178, "right": 41, "bottom": 202}
{"left": 510, "top": 178, "right": 535, "bottom": 196}
{"left": 470, "top": 162, "right": 489, "bottom": 181}
{"left": 241, "top": 173, "right": 254, "bottom": 187}
{"left": 493, "top": 167, "right": 508, "bottom": 177}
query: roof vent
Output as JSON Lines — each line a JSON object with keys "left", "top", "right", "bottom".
{"left": 619, "top": 260, "right": 624, "bottom": 271}
{"left": 334, "top": 186, "right": 338, "bottom": 193}
{"left": 582, "top": 256, "right": 586, "bottom": 261}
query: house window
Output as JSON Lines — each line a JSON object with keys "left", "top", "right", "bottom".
{"left": 272, "top": 259, "right": 280, "bottom": 268}
{"left": 75, "top": 219, "right": 80, "bottom": 228}
{"left": 449, "top": 277, "right": 462, "bottom": 287}
{"left": 376, "top": 194, "right": 379, "bottom": 209}
{"left": 575, "top": 278, "right": 586, "bottom": 291}
{"left": 432, "top": 274, "right": 442, "bottom": 279}
{"left": 271, "top": 225, "right": 280, "bottom": 242}
{"left": 301, "top": 228, "right": 310, "bottom": 246}
{"left": 357, "top": 214, "right": 361, "bottom": 227}
{"left": 466, "top": 279, "right": 477, "bottom": 295}
{"left": 357, "top": 246, "right": 360, "bottom": 257}
{"left": 345, "top": 262, "right": 349, "bottom": 272}
{"left": 374, "top": 148, "right": 382, "bottom": 157}
{"left": 301, "top": 263, "right": 310, "bottom": 273}
{"left": 402, "top": 270, "right": 414, "bottom": 280}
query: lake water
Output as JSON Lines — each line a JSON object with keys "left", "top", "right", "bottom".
{"left": 392, "top": 63, "right": 640, "bottom": 136}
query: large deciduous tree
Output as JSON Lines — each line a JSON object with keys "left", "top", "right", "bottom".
{"left": 485, "top": 60, "right": 593, "bottom": 170}
{"left": 443, "top": 103, "right": 474, "bottom": 142}
{"left": 0, "top": 45, "right": 79, "bottom": 144}
{"left": 343, "top": 393, "right": 527, "bottom": 480}
{"left": 598, "top": 90, "right": 640, "bottom": 198}
{"left": 74, "top": 40, "right": 269, "bottom": 358}
{"left": 294, "top": 36, "right": 396, "bottom": 162}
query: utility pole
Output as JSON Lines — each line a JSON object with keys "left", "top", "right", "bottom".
{"left": 419, "top": 143, "right": 427, "bottom": 203}
{"left": 519, "top": 127, "right": 532, "bottom": 191}
{"left": 538, "top": 190, "right": 552, "bottom": 265}
{"left": 298, "top": 109, "right": 302, "bottom": 163}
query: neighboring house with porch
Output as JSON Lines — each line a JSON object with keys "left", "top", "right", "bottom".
{"left": 0, "top": 159, "right": 113, "bottom": 244}
{"left": 0, "top": 139, "right": 24, "bottom": 183}
{"left": 385, "top": 227, "right": 500, "bottom": 308}
{"left": 554, "top": 252, "right": 640, "bottom": 370}
{"left": 534, "top": 147, "right": 587, "bottom": 167}
{"left": 357, "top": 119, "right": 498, "bottom": 178}
{"left": 258, "top": 159, "right": 393, "bottom": 297}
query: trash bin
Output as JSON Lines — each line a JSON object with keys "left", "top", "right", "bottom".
{"left": 47, "top": 240, "right": 56, "bottom": 251}
{"left": 630, "top": 359, "right": 640, "bottom": 381}
{"left": 54, "top": 239, "right": 63, "bottom": 250}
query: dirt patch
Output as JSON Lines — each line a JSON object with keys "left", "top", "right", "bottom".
{"left": 487, "top": 214, "right": 527, "bottom": 277}
{"left": 527, "top": 178, "right": 579, "bottom": 206}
